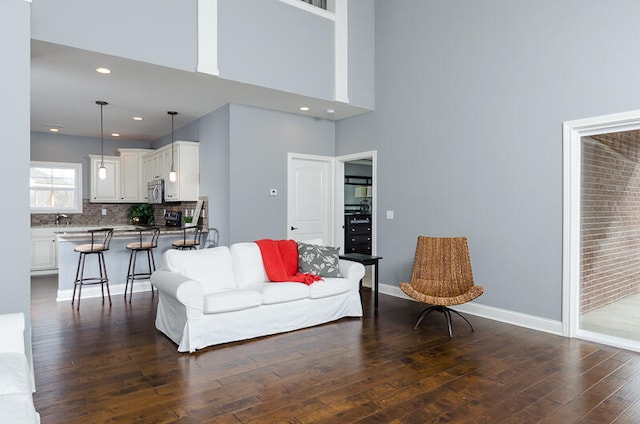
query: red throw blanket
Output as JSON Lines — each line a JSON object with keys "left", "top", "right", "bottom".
{"left": 255, "top": 239, "right": 322, "bottom": 285}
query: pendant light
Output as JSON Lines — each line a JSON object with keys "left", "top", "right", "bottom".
{"left": 96, "top": 101, "right": 108, "bottom": 180}
{"left": 168, "top": 111, "right": 178, "bottom": 183}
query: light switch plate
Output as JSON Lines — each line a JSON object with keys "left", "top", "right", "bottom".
{"left": 386, "top": 210, "right": 394, "bottom": 219}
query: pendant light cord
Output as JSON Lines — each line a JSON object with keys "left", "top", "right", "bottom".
{"left": 168, "top": 111, "right": 178, "bottom": 172}
{"left": 100, "top": 103, "right": 104, "bottom": 167}
{"left": 171, "top": 113, "right": 174, "bottom": 170}
{"left": 96, "top": 101, "right": 108, "bottom": 167}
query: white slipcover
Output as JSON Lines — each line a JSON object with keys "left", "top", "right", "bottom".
{"left": 152, "top": 242, "right": 365, "bottom": 352}
{"left": 0, "top": 313, "right": 40, "bottom": 423}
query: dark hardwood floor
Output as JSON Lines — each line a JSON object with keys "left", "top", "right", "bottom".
{"left": 31, "top": 275, "right": 640, "bottom": 423}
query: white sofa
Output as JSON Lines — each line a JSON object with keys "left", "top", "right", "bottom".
{"left": 152, "top": 242, "right": 365, "bottom": 352}
{"left": 0, "top": 313, "right": 40, "bottom": 424}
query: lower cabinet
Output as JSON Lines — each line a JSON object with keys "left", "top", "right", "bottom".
{"left": 31, "top": 229, "right": 58, "bottom": 273}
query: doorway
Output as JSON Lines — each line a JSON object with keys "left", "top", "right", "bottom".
{"left": 563, "top": 111, "right": 640, "bottom": 352}
{"left": 335, "top": 151, "right": 377, "bottom": 256}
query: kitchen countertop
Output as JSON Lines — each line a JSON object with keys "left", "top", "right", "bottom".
{"left": 52, "top": 225, "right": 206, "bottom": 239}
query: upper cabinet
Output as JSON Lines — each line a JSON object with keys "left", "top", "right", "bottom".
{"left": 118, "top": 148, "right": 151, "bottom": 203}
{"left": 143, "top": 141, "right": 200, "bottom": 202}
{"left": 90, "top": 149, "right": 153, "bottom": 203}
{"left": 89, "top": 155, "right": 120, "bottom": 202}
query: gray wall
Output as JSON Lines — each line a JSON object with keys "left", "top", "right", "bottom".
{"left": 336, "top": 0, "right": 640, "bottom": 321}
{"left": 218, "top": 0, "right": 334, "bottom": 100}
{"left": 2, "top": 0, "right": 32, "bottom": 355}
{"left": 197, "top": 106, "right": 231, "bottom": 247}
{"left": 31, "top": 132, "right": 151, "bottom": 199}
{"left": 30, "top": 0, "right": 198, "bottom": 72}
{"left": 229, "top": 104, "right": 335, "bottom": 242}
{"left": 347, "top": 0, "right": 375, "bottom": 109}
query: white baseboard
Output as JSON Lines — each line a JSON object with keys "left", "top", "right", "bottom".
{"left": 379, "top": 283, "right": 563, "bottom": 336}
{"left": 57, "top": 281, "right": 153, "bottom": 302}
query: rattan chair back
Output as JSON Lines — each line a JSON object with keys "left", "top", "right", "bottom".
{"left": 409, "top": 236, "right": 475, "bottom": 299}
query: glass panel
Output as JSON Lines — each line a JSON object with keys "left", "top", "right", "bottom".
{"left": 29, "top": 162, "right": 82, "bottom": 213}
{"left": 580, "top": 132, "right": 640, "bottom": 343}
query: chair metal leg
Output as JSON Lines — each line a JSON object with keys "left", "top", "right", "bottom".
{"left": 444, "top": 308, "right": 453, "bottom": 338}
{"left": 414, "top": 306, "right": 438, "bottom": 330}
{"left": 72, "top": 252, "right": 83, "bottom": 307}
{"left": 125, "top": 249, "right": 134, "bottom": 301}
{"left": 99, "top": 252, "right": 112, "bottom": 306}
{"left": 449, "top": 308, "right": 475, "bottom": 332}
{"left": 127, "top": 250, "right": 138, "bottom": 303}
{"left": 147, "top": 249, "right": 156, "bottom": 296}
{"left": 414, "top": 305, "right": 475, "bottom": 337}
{"left": 75, "top": 253, "right": 86, "bottom": 310}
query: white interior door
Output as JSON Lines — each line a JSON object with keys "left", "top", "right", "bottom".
{"left": 287, "top": 153, "right": 334, "bottom": 244}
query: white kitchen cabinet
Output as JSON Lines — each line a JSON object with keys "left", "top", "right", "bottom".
{"left": 31, "top": 228, "right": 58, "bottom": 274}
{"left": 143, "top": 150, "right": 164, "bottom": 184}
{"left": 89, "top": 155, "right": 120, "bottom": 202}
{"left": 164, "top": 141, "right": 199, "bottom": 202}
{"left": 143, "top": 141, "right": 199, "bottom": 202}
{"left": 118, "top": 148, "right": 152, "bottom": 202}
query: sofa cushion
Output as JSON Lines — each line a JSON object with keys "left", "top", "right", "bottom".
{"left": 309, "top": 278, "right": 352, "bottom": 299}
{"left": 230, "top": 242, "right": 269, "bottom": 287}
{"left": 0, "top": 353, "right": 30, "bottom": 395}
{"left": 164, "top": 247, "right": 236, "bottom": 294}
{"left": 298, "top": 243, "right": 342, "bottom": 278}
{"left": 203, "top": 289, "right": 262, "bottom": 314}
{"left": 259, "top": 282, "right": 310, "bottom": 305}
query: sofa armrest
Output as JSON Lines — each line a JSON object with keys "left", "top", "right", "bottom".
{"left": 339, "top": 259, "right": 366, "bottom": 285}
{"left": 0, "top": 313, "right": 25, "bottom": 355}
{"left": 151, "top": 270, "right": 204, "bottom": 312}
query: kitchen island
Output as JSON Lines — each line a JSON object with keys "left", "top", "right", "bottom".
{"left": 55, "top": 226, "right": 206, "bottom": 302}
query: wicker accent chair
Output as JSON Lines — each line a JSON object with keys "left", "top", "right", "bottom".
{"left": 400, "top": 236, "right": 484, "bottom": 337}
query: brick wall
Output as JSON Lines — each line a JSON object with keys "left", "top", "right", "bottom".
{"left": 31, "top": 198, "right": 208, "bottom": 229}
{"left": 581, "top": 131, "right": 640, "bottom": 314}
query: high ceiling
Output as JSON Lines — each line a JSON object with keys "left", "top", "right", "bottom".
{"left": 31, "top": 41, "right": 369, "bottom": 142}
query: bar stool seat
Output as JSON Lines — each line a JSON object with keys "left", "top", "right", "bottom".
{"left": 172, "top": 226, "right": 202, "bottom": 250}
{"left": 125, "top": 227, "right": 160, "bottom": 303}
{"left": 72, "top": 228, "right": 114, "bottom": 310}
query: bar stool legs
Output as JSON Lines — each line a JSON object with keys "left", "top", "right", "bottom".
{"left": 124, "top": 246, "right": 157, "bottom": 303}
{"left": 72, "top": 250, "right": 112, "bottom": 310}
{"left": 71, "top": 228, "right": 114, "bottom": 311}
{"left": 124, "top": 227, "right": 160, "bottom": 303}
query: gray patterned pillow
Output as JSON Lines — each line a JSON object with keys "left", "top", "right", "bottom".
{"left": 298, "top": 242, "right": 342, "bottom": 278}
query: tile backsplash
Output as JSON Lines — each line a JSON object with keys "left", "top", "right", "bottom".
{"left": 31, "top": 197, "right": 208, "bottom": 229}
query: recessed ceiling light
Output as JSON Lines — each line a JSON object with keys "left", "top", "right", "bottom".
{"left": 111, "top": 133, "right": 120, "bottom": 137}
{"left": 326, "top": 108, "right": 336, "bottom": 115}
{"left": 48, "top": 128, "right": 60, "bottom": 133}
{"left": 132, "top": 116, "right": 143, "bottom": 121}
{"left": 96, "top": 67, "right": 111, "bottom": 74}
{"left": 300, "top": 106, "right": 310, "bottom": 112}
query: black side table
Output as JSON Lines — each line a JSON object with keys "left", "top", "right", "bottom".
{"left": 339, "top": 253, "right": 383, "bottom": 308}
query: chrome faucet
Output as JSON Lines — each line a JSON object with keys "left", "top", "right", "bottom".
{"left": 55, "top": 213, "right": 68, "bottom": 226}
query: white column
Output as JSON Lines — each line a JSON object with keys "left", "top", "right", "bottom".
{"left": 197, "top": 0, "right": 220, "bottom": 76}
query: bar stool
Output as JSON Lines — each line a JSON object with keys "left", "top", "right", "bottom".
{"left": 125, "top": 227, "right": 160, "bottom": 303}
{"left": 72, "top": 228, "right": 114, "bottom": 310}
{"left": 171, "top": 226, "right": 202, "bottom": 250}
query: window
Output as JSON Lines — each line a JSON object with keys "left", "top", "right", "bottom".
{"left": 300, "top": 0, "right": 327, "bottom": 10}
{"left": 30, "top": 161, "right": 83, "bottom": 214}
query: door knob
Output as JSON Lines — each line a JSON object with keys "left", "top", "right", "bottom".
{"left": 290, "top": 226, "right": 299, "bottom": 231}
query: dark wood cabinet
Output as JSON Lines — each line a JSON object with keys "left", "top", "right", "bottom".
{"left": 344, "top": 214, "right": 372, "bottom": 254}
